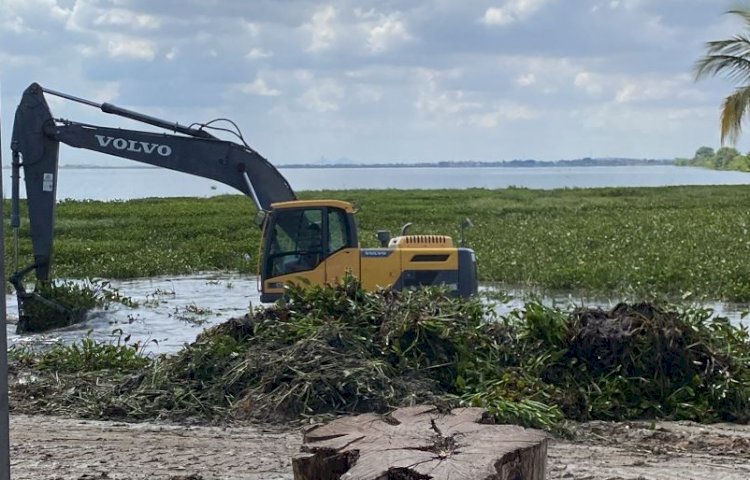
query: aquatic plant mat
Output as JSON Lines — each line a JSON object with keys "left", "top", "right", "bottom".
{"left": 15, "top": 279, "right": 137, "bottom": 333}
{"left": 9, "top": 279, "right": 750, "bottom": 429}
{"left": 11, "top": 185, "right": 750, "bottom": 301}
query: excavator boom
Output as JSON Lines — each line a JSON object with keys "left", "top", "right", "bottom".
{"left": 9, "top": 82, "right": 478, "bottom": 333}
{"left": 10, "top": 82, "right": 295, "bottom": 283}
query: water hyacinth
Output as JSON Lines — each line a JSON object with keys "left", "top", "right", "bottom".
{"left": 8, "top": 277, "right": 750, "bottom": 430}
{"left": 8, "top": 185, "right": 750, "bottom": 300}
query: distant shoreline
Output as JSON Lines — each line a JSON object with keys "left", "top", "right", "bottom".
{"left": 5, "top": 159, "right": 675, "bottom": 170}
{"left": 279, "top": 159, "right": 673, "bottom": 168}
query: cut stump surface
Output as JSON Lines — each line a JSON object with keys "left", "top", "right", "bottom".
{"left": 293, "top": 405, "right": 547, "bottom": 480}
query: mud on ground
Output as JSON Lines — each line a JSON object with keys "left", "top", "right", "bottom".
{"left": 8, "top": 414, "right": 750, "bottom": 479}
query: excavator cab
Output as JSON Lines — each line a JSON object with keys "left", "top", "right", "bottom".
{"left": 260, "top": 200, "right": 359, "bottom": 302}
{"left": 259, "top": 198, "right": 479, "bottom": 302}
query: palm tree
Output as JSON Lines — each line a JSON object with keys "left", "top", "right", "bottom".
{"left": 695, "top": 8, "right": 750, "bottom": 145}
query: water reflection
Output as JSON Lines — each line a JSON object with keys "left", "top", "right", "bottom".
{"left": 5, "top": 165, "right": 750, "bottom": 201}
{"left": 5, "top": 273, "right": 747, "bottom": 355}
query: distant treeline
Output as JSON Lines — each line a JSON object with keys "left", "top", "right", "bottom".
{"left": 279, "top": 158, "right": 674, "bottom": 168}
{"left": 42, "top": 157, "right": 674, "bottom": 170}
{"left": 675, "top": 146, "right": 750, "bottom": 172}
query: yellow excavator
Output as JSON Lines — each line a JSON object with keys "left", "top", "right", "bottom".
{"left": 9, "top": 83, "right": 477, "bottom": 328}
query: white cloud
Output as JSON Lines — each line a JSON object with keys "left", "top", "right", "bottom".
{"left": 10, "top": 0, "right": 69, "bottom": 20}
{"left": 571, "top": 102, "right": 704, "bottom": 135}
{"left": 574, "top": 72, "right": 603, "bottom": 95}
{"left": 365, "top": 13, "right": 411, "bottom": 53}
{"left": 469, "top": 104, "right": 538, "bottom": 128}
{"left": 417, "top": 89, "right": 479, "bottom": 115}
{"left": 93, "top": 9, "right": 160, "bottom": 30}
{"left": 306, "top": 5, "right": 338, "bottom": 52}
{"left": 614, "top": 83, "right": 638, "bottom": 103}
{"left": 495, "top": 56, "right": 584, "bottom": 94}
{"left": 415, "top": 70, "right": 479, "bottom": 116}
{"left": 481, "top": 7, "right": 515, "bottom": 26}
{"left": 92, "top": 82, "right": 120, "bottom": 103}
{"left": 481, "top": 0, "right": 553, "bottom": 27}
{"left": 354, "top": 85, "right": 383, "bottom": 103}
{"left": 2, "top": 0, "right": 70, "bottom": 32}
{"left": 609, "top": 0, "right": 642, "bottom": 10}
{"left": 246, "top": 48, "right": 273, "bottom": 60}
{"left": 299, "top": 79, "right": 345, "bottom": 112}
{"left": 239, "top": 78, "right": 281, "bottom": 96}
{"left": 242, "top": 21, "right": 261, "bottom": 37}
{"left": 1, "top": 14, "right": 29, "bottom": 34}
{"left": 107, "top": 37, "right": 156, "bottom": 61}
{"left": 614, "top": 74, "right": 701, "bottom": 104}
{"left": 516, "top": 73, "right": 536, "bottom": 87}
{"left": 414, "top": 68, "right": 536, "bottom": 128}
{"left": 572, "top": 68, "right": 705, "bottom": 105}
{"left": 417, "top": 79, "right": 538, "bottom": 128}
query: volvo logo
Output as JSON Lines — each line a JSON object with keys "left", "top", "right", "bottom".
{"left": 94, "top": 135, "right": 172, "bottom": 156}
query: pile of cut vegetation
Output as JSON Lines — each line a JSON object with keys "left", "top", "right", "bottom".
{"left": 9, "top": 278, "right": 750, "bottom": 429}
{"left": 113, "top": 278, "right": 482, "bottom": 422}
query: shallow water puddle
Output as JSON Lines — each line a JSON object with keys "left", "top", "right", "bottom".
{"left": 6, "top": 273, "right": 262, "bottom": 355}
{"left": 485, "top": 286, "right": 750, "bottom": 327}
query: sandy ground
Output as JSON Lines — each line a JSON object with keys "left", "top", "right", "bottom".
{"left": 7, "top": 414, "right": 750, "bottom": 480}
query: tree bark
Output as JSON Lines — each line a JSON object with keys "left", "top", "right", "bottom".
{"left": 292, "top": 405, "right": 547, "bottom": 480}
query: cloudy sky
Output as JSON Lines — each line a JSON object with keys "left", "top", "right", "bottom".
{"left": 1, "top": 0, "right": 748, "bottom": 164}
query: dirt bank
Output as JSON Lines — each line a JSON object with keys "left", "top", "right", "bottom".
{"left": 7, "top": 414, "right": 750, "bottom": 479}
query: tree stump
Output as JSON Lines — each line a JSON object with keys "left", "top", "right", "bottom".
{"left": 292, "top": 405, "right": 547, "bottom": 480}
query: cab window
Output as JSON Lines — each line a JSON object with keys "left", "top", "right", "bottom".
{"left": 266, "top": 208, "right": 324, "bottom": 277}
{"left": 328, "top": 208, "right": 349, "bottom": 254}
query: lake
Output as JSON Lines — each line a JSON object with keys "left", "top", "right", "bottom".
{"left": 3, "top": 164, "right": 749, "bottom": 350}
{"left": 4, "top": 165, "right": 749, "bottom": 349}
{"left": 3, "top": 165, "right": 750, "bottom": 201}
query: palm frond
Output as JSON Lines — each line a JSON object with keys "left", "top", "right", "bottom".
{"left": 695, "top": 54, "right": 750, "bottom": 83}
{"left": 726, "top": 8, "right": 750, "bottom": 28}
{"left": 703, "top": 35, "right": 750, "bottom": 56}
{"left": 694, "top": 34, "right": 750, "bottom": 82}
{"left": 720, "top": 86, "right": 750, "bottom": 144}
{"left": 695, "top": 7, "right": 750, "bottom": 143}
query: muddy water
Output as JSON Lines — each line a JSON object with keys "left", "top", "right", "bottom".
{"left": 5, "top": 273, "right": 748, "bottom": 355}
{"left": 489, "top": 286, "right": 750, "bottom": 324}
{"left": 5, "top": 273, "right": 262, "bottom": 355}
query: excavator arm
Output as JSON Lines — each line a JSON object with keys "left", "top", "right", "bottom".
{"left": 10, "top": 82, "right": 295, "bottom": 285}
